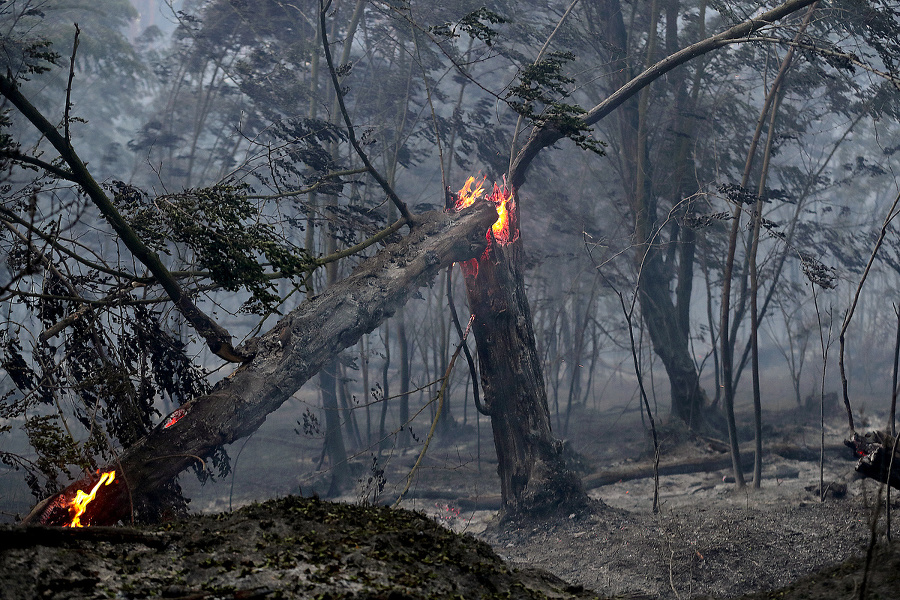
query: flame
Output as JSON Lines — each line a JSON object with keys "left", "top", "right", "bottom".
{"left": 66, "top": 470, "right": 115, "bottom": 527}
{"left": 453, "top": 175, "right": 518, "bottom": 280}
{"left": 454, "top": 175, "right": 517, "bottom": 247}
{"left": 487, "top": 182, "right": 516, "bottom": 246}
{"left": 454, "top": 175, "right": 486, "bottom": 211}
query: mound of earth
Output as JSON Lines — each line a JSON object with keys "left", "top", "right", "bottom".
{"left": 0, "top": 495, "right": 597, "bottom": 600}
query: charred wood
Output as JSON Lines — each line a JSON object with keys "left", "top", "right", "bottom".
{"left": 845, "top": 431, "right": 900, "bottom": 489}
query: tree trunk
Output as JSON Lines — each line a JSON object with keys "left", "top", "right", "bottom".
{"left": 461, "top": 195, "right": 589, "bottom": 520}
{"left": 24, "top": 205, "right": 497, "bottom": 526}
{"left": 637, "top": 252, "right": 710, "bottom": 428}
{"left": 397, "top": 309, "right": 411, "bottom": 448}
{"left": 320, "top": 359, "right": 351, "bottom": 496}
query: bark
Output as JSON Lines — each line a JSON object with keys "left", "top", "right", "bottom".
{"left": 24, "top": 204, "right": 497, "bottom": 526}
{"left": 462, "top": 202, "right": 589, "bottom": 520}
{"left": 638, "top": 254, "right": 710, "bottom": 428}
{"left": 846, "top": 432, "right": 900, "bottom": 490}
{"left": 591, "top": 0, "right": 712, "bottom": 430}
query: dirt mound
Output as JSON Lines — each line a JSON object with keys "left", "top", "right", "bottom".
{"left": 0, "top": 495, "right": 597, "bottom": 600}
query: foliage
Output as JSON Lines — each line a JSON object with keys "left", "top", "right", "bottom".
{"left": 428, "top": 7, "right": 509, "bottom": 47}
{"left": 507, "top": 51, "right": 606, "bottom": 155}
{"left": 110, "top": 181, "right": 316, "bottom": 313}
{"left": 0, "top": 294, "right": 212, "bottom": 496}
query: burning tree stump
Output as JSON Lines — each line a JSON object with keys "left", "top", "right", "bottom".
{"left": 845, "top": 431, "right": 900, "bottom": 489}
{"left": 454, "top": 178, "right": 590, "bottom": 519}
{"left": 24, "top": 205, "right": 497, "bottom": 527}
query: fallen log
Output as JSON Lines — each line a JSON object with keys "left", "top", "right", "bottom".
{"left": 580, "top": 442, "right": 845, "bottom": 489}
{"left": 408, "top": 442, "right": 846, "bottom": 511}
{"left": 582, "top": 452, "right": 757, "bottom": 489}
{"left": 25, "top": 203, "right": 497, "bottom": 526}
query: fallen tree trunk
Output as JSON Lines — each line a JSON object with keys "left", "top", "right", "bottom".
{"left": 25, "top": 204, "right": 497, "bottom": 526}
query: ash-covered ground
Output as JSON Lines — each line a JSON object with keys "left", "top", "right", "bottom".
{"left": 4, "top": 397, "right": 897, "bottom": 599}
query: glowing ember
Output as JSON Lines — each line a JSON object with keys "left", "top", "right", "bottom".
{"left": 163, "top": 407, "right": 187, "bottom": 429}
{"left": 67, "top": 470, "right": 115, "bottom": 527}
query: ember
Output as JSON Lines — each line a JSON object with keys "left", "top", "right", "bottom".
{"left": 163, "top": 407, "right": 187, "bottom": 429}
{"left": 67, "top": 470, "right": 115, "bottom": 527}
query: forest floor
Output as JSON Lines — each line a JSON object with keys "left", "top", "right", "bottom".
{"left": 6, "top": 399, "right": 900, "bottom": 599}
{"left": 383, "top": 402, "right": 899, "bottom": 599}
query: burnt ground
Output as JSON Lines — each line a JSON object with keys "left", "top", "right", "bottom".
{"left": 388, "top": 404, "right": 900, "bottom": 599}
{"left": 0, "top": 495, "right": 600, "bottom": 600}
{"left": 4, "top": 403, "right": 900, "bottom": 599}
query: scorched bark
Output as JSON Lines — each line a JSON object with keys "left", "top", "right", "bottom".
{"left": 462, "top": 196, "right": 589, "bottom": 520}
{"left": 25, "top": 204, "right": 497, "bottom": 526}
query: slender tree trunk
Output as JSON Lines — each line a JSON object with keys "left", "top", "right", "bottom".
{"left": 338, "top": 362, "right": 363, "bottom": 449}
{"left": 360, "top": 336, "right": 371, "bottom": 445}
{"left": 378, "top": 323, "right": 391, "bottom": 452}
{"left": 320, "top": 360, "right": 350, "bottom": 496}
{"left": 397, "top": 310, "right": 411, "bottom": 448}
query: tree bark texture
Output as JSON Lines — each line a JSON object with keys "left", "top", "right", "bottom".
{"left": 462, "top": 199, "right": 588, "bottom": 520}
{"left": 24, "top": 204, "right": 497, "bottom": 526}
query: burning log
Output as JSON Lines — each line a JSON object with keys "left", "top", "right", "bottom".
{"left": 845, "top": 431, "right": 900, "bottom": 489}
{"left": 24, "top": 204, "right": 497, "bottom": 526}
{"left": 66, "top": 471, "right": 116, "bottom": 527}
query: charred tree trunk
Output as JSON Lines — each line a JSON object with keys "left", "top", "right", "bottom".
{"left": 846, "top": 431, "right": 900, "bottom": 490}
{"left": 461, "top": 194, "right": 589, "bottom": 520}
{"left": 24, "top": 205, "right": 497, "bottom": 527}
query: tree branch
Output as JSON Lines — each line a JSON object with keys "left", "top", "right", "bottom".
{"left": 244, "top": 168, "right": 370, "bottom": 200}
{"left": 509, "top": 0, "right": 818, "bottom": 189}
{"left": 0, "top": 71, "right": 249, "bottom": 363}
{"left": 318, "top": 0, "right": 413, "bottom": 223}
{"left": 24, "top": 203, "right": 497, "bottom": 526}
{"left": 0, "top": 150, "right": 77, "bottom": 181}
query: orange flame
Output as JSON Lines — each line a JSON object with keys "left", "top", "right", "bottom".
{"left": 454, "top": 175, "right": 517, "bottom": 247}
{"left": 454, "top": 175, "right": 518, "bottom": 279}
{"left": 67, "top": 470, "right": 115, "bottom": 527}
{"left": 455, "top": 175, "right": 486, "bottom": 211}
{"left": 487, "top": 182, "right": 516, "bottom": 246}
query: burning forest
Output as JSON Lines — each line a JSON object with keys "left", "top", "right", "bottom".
{"left": 5, "top": 0, "right": 900, "bottom": 598}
